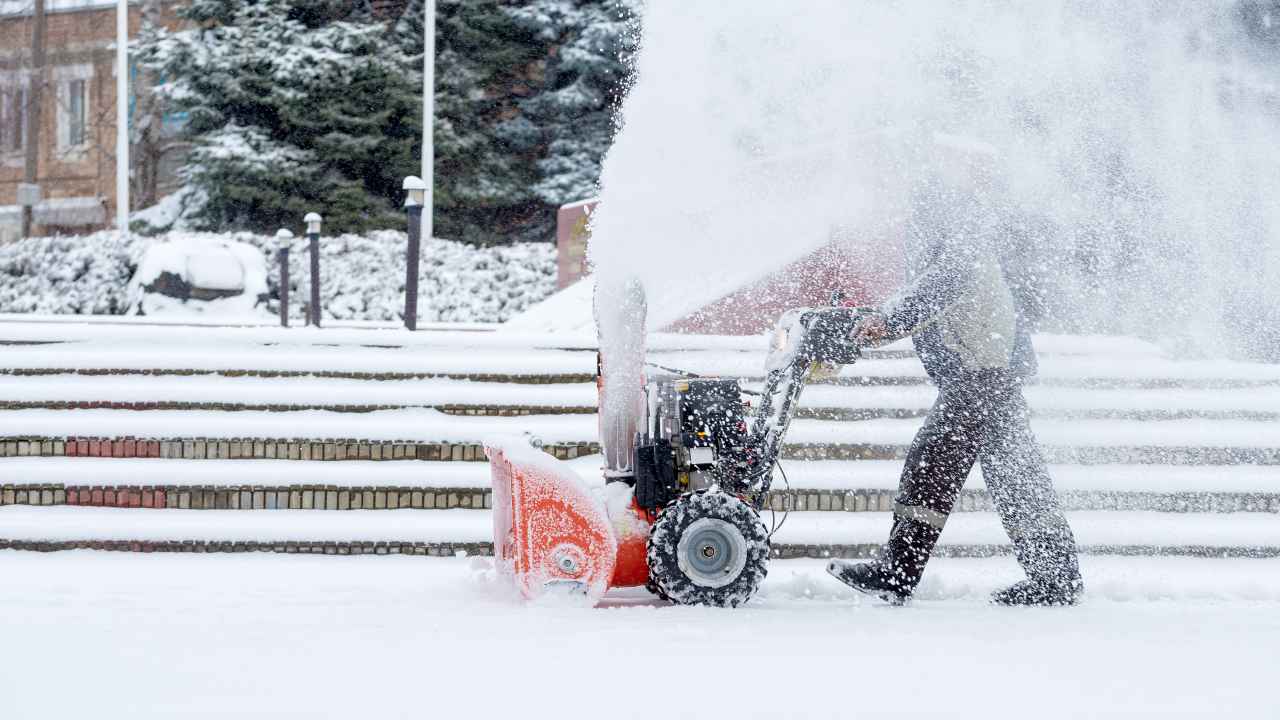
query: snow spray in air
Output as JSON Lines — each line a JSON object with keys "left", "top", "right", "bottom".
{"left": 589, "top": 1, "right": 1280, "bottom": 360}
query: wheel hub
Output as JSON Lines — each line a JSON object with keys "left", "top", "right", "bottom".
{"left": 677, "top": 517, "right": 749, "bottom": 589}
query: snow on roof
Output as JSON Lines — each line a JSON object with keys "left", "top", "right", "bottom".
{"left": 558, "top": 197, "right": 600, "bottom": 211}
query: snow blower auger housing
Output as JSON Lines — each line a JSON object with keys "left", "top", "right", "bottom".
{"left": 486, "top": 306, "right": 873, "bottom": 607}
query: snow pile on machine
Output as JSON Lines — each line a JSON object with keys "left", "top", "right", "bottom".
{"left": 488, "top": 439, "right": 623, "bottom": 602}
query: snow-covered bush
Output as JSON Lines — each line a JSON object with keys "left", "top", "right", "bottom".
{"left": 247, "top": 230, "right": 557, "bottom": 323}
{"left": 0, "top": 233, "right": 147, "bottom": 314}
{"left": 0, "top": 231, "right": 556, "bottom": 324}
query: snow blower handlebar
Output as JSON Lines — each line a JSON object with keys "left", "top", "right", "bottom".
{"left": 631, "top": 306, "right": 876, "bottom": 514}
{"left": 729, "top": 306, "right": 876, "bottom": 494}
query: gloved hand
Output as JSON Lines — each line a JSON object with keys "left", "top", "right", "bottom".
{"left": 851, "top": 310, "right": 891, "bottom": 347}
{"left": 807, "top": 360, "right": 842, "bottom": 382}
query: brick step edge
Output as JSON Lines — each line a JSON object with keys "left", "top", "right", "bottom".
{"left": 0, "top": 539, "right": 491, "bottom": 556}
{"left": 774, "top": 544, "right": 1280, "bottom": 560}
{"left": 1, "top": 368, "right": 597, "bottom": 384}
{"left": 0, "top": 368, "right": 924, "bottom": 388}
{"left": 7, "top": 367, "right": 1280, "bottom": 390}
{"left": 0, "top": 485, "right": 492, "bottom": 510}
{"left": 0, "top": 437, "right": 597, "bottom": 462}
{"left": 2, "top": 401, "right": 1275, "bottom": 423}
{"left": 0, "top": 401, "right": 597, "bottom": 416}
{"left": 785, "top": 444, "right": 1280, "bottom": 465}
{"left": 1, "top": 539, "right": 1276, "bottom": 559}
{"left": 5, "top": 437, "right": 1280, "bottom": 465}
{"left": 3, "top": 485, "right": 1278, "bottom": 513}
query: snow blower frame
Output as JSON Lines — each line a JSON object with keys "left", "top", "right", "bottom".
{"left": 486, "top": 306, "right": 873, "bottom": 607}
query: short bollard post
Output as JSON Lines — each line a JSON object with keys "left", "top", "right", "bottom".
{"left": 402, "top": 176, "right": 427, "bottom": 331}
{"left": 274, "top": 228, "right": 294, "bottom": 328}
{"left": 304, "top": 212, "right": 323, "bottom": 328}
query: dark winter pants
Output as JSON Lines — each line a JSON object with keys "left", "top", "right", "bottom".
{"left": 890, "top": 371, "right": 1081, "bottom": 589}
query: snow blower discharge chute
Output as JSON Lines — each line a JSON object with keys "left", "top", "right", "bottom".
{"left": 486, "top": 305, "right": 873, "bottom": 607}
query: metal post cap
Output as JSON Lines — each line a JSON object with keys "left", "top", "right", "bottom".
{"left": 402, "top": 176, "right": 427, "bottom": 208}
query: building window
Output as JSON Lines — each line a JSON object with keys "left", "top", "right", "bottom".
{"left": 0, "top": 86, "right": 24, "bottom": 153}
{"left": 55, "top": 65, "right": 93, "bottom": 153}
{"left": 68, "top": 79, "right": 86, "bottom": 147}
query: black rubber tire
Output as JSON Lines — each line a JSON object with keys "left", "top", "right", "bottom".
{"left": 646, "top": 490, "right": 770, "bottom": 607}
{"left": 644, "top": 578, "right": 674, "bottom": 603}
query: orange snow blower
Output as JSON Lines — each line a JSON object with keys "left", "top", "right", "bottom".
{"left": 486, "top": 304, "right": 873, "bottom": 607}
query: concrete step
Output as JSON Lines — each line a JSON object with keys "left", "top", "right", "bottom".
{"left": 3, "top": 400, "right": 1277, "bottom": 421}
{"left": 0, "top": 370, "right": 593, "bottom": 413}
{"left": 0, "top": 367, "right": 596, "bottom": 384}
{"left": 2, "top": 482, "right": 1275, "bottom": 514}
{"left": 0, "top": 435, "right": 590, "bottom": 462}
{"left": 4, "top": 408, "right": 1279, "bottom": 453}
{"left": 4, "top": 432, "right": 1280, "bottom": 465}
{"left": 3, "top": 330, "right": 1276, "bottom": 389}
{"left": 7, "top": 364, "right": 1277, "bottom": 389}
{"left": 1, "top": 506, "right": 1276, "bottom": 558}
{"left": 0, "top": 400, "right": 598, "bottom": 416}
{"left": 3, "top": 457, "right": 1278, "bottom": 513}
{"left": 11, "top": 454, "right": 1270, "bottom": 497}
{"left": 662, "top": 351, "right": 1280, "bottom": 389}
{"left": 4, "top": 373, "right": 1278, "bottom": 420}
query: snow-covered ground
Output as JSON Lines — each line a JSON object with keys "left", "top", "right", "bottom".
{"left": 0, "top": 552, "right": 1275, "bottom": 719}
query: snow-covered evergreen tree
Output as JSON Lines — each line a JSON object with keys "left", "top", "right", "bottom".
{"left": 137, "top": 0, "right": 420, "bottom": 234}
{"left": 139, "top": 0, "right": 638, "bottom": 242}
{"left": 396, "top": 0, "right": 548, "bottom": 244}
{"left": 395, "top": 0, "right": 638, "bottom": 244}
{"left": 508, "top": 0, "right": 639, "bottom": 207}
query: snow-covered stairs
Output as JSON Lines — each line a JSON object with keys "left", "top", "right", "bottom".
{"left": 0, "top": 320, "right": 1277, "bottom": 558}
{"left": 2, "top": 506, "right": 1276, "bottom": 559}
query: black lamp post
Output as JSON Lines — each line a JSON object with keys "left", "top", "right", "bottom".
{"left": 402, "top": 175, "right": 427, "bottom": 331}
{"left": 304, "top": 212, "right": 323, "bottom": 328}
{"left": 274, "top": 228, "right": 293, "bottom": 328}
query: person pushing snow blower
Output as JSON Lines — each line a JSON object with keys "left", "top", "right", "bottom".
{"left": 827, "top": 174, "right": 1085, "bottom": 607}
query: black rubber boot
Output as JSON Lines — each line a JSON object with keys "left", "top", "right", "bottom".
{"left": 991, "top": 577, "right": 1084, "bottom": 607}
{"left": 827, "top": 517, "right": 941, "bottom": 605}
{"left": 994, "top": 525, "right": 1084, "bottom": 606}
{"left": 827, "top": 559, "right": 912, "bottom": 605}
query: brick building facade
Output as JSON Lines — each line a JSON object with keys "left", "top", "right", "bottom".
{"left": 0, "top": 0, "right": 183, "bottom": 240}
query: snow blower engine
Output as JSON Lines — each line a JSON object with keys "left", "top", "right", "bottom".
{"left": 485, "top": 305, "right": 873, "bottom": 607}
